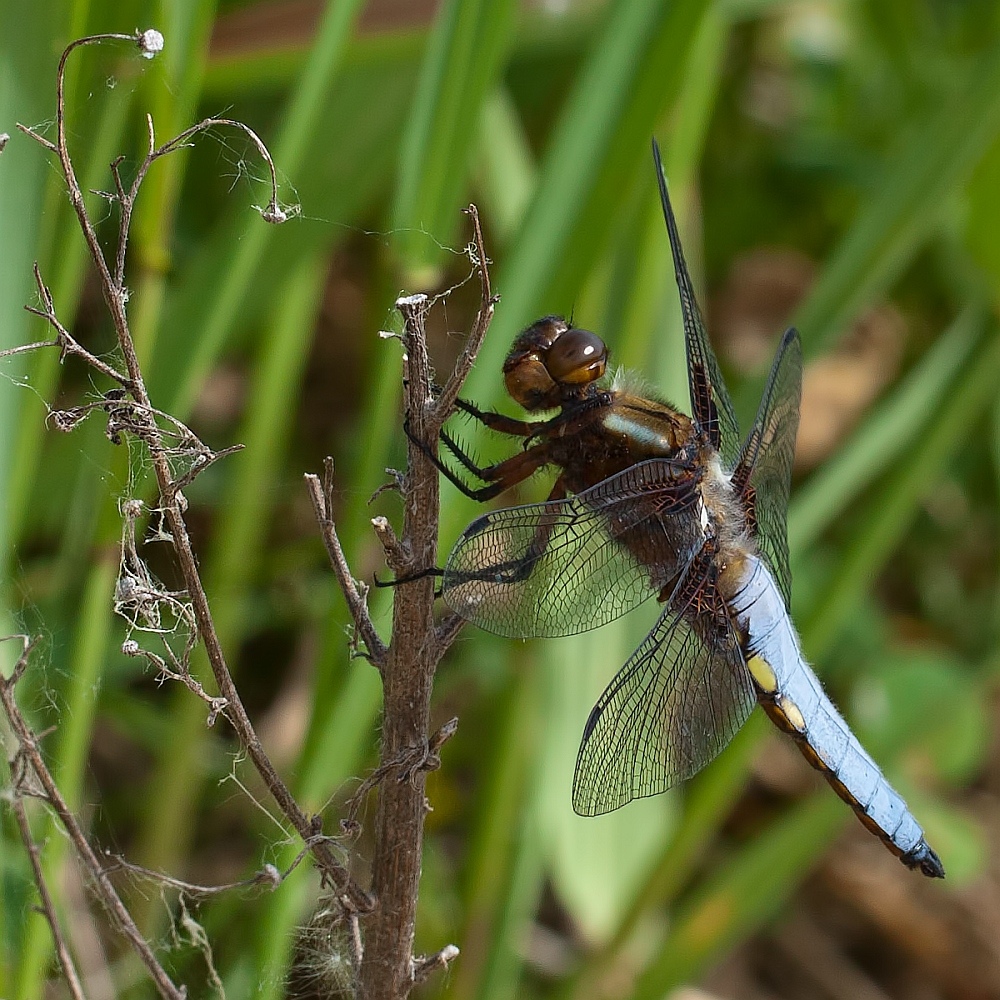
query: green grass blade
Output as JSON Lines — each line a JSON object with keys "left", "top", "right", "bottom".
{"left": 0, "top": 0, "right": 69, "bottom": 569}
{"left": 162, "top": 0, "right": 365, "bottom": 419}
{"left": 633, "top": 795, "right": 846, "bottom": 999}
{"left": 129, "top": 0, "right": 220, "bottom": 366}
{"left": 792, "top": 41, "right": 1000, "bottom": 354}
{"left": 393, "top": 0, "right": 517, "bottom": 284}
{"left": 616, "top": 4, "right": 728, "bottom": 395}
{"left": 803, "top": 325, "right": 1000, "bottom": 658}
{"left": 474, "top": 87, "right": 536, "bottom": 247}
{"left": 449, "top": 662, "right": 544, "bottom": 1000}
{"left": 787, "top": 305, "right": 987, "bottom": 556}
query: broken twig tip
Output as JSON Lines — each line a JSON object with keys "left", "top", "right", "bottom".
{"left": 396, "top": 293, "right": 428, "bottom": 309}
{"left": 412, "top": 944, "right": 460, "bottom": 985}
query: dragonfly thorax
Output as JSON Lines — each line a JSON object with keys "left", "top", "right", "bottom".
{"left": 700, "top": 451, "right": 757, "bottom": 597}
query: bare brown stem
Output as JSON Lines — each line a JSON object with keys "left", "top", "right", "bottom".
{"left": 356, "top": 290, "right": 443, "bottom": 999}
{"left": 25, "top": 263, "right": 132, "bottom": 386}
{"left": 433, "top": 205, "right": 499, "bottom": 421}
{"left": 352, "top": 211, "right": 494, "bottom": 995}
{"left": 1, "top": 636, "right": 186, "bottom": 1000}
{"left": 341, "top": 209, "right": 496, "bottom": 997}
{"left": 304, "top": 463, "right": 387, "bottom": 664}
{"left": 11, "top": 796, "right": 87, "bottom": 1000}
{"left": 16, "top": 25, "right": 371, "bottom": 943}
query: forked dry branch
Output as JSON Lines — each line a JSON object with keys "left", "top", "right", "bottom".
{"left": 1, "top": 26, "right": 497, "bottom": 1000}
{"left": 1, "top": 635, "right": 185, "bottom": 1000}
{"left": 305, "top": 203, "right": 497, "bottom": 998}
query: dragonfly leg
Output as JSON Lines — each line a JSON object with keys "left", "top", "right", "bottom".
{"left": 440, "top": 428, "right": 489, "bottom": 478}
{"left": 453, "top": 397, "right": 538, "bottom": 437}
{"left": 404, "top": 418, "right": 496, "bottom": 500}
{"left": 405, "top": 417, "right": 553, "bottom": 501}
{"left": 373, "top": 565, "right": 444, "bottom": 588}
{"left": 444, "top": 474, "right": 569, "bottom": 590}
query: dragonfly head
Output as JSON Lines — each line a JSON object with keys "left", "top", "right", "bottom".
{"left": 503, "top": 316, "right": 608, "bottom": 411}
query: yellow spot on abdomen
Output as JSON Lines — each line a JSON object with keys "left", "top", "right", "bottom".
{"left": 778, "top": 695, "right": 806, "bottom": 733}
{"left": 747, "top": 654, "right": 777, "bottom": 693}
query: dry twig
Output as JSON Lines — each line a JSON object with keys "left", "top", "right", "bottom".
{"left": 1, "top": 635, "right": 186, "bottom": 1000}
{"left": 16, "top": 27, "right": 371, "bottom": 916}
{"left": 9, "top": 794, "right": 87, "bottom": 1000}
{"left": 305, "top": 207, "right": 495, "bottom": 999}
{"left": 304, "top": 460, "right": 387, "bottom": 664}
{"left": 3, "top": 28, "right": 381, "bottom": 997}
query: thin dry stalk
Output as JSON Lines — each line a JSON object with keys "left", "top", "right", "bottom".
{"left": 305, "top": 206, "right": 494, "bottom": 999}
{"left": 305, "top": 460, "right": 387, "bottom": 664}
{"left": 1, "top": 636, "right": 185, "bottom": 1000}
{"left": 10, "top": 794, "right": 87, "bottom": 1000}
{"left": 15, "top": 29, "right": 372, "bottom": 914}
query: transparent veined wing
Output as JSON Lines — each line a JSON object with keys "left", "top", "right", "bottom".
{"left": 442, "top": 459, "right": 704, "bottom": 639}
{"left": 653, "top": 139, "right": 741, "bottom": 469}
{"left": 572, "top": 549, "right": 754, "bottom": 815}
{"left": 732, "top": 328, "right": 802, "bottom": 608}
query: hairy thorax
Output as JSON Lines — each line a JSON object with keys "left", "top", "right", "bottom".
{"left": 699, "top": 451, "right": 757, "bottom": 601}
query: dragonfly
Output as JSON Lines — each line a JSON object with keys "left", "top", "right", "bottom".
{"left": 432, "top": 140, "right": 943, "bottom": 878}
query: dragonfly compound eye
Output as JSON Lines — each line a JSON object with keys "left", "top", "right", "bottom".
{"left": 545, "top": 328, "right": 607, "bottom": 385}
{"left": 503, "top": 352, "right": 557, "bottom": 410}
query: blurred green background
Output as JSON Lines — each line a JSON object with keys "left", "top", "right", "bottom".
{"left": 1, "top": 0, "right": 999, "bottom": 998}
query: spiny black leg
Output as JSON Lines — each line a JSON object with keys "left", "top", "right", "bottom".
{"left": 403, "top": 417, "right": 510, "bottom": 502}
{"left": 373, "top": 566, "right": 444, "bottom": 588}
{"left": 453, "top": 396, "right": 485, "bottom": 417}
{"left": 438, "top": 474, "right": 514, "bottom": 503}
{"left": 453, "top": 397, "right": 538, "bottom": 437}
{"left": 403, "top": 415, "right": 453, "bottom": 477}
{"left": 440, "top": 474, "right": 569, "bottom": 589}
{"left": 440, "top": 429, "right": 489, "bottom": 479}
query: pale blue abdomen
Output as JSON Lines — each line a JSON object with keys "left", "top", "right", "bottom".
{"left": 728, "top": 556, "right": 943, "bottom": 877}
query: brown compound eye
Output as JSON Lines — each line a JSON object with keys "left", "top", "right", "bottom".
{"left": 545, "top": 328, "right": 607, "bottom": 385}
{"left": 504, "top": 355, "right": 556, "bottom": 410}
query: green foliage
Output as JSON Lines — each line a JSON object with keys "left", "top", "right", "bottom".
{"left": 2, "top": 1, "right": 999, "bottom": 997}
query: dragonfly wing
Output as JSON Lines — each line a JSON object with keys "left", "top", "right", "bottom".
{"left": 572, "top": 551, "right": 754, "bottom": 816}
{"left": 653, "top": 139, "right": 741, "bottom": 468}
{"left": 442, "top": 459, "right": 704, "bottom": 638}
{"left": 733, "top": 328, "right": 802, "bottom": 608}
